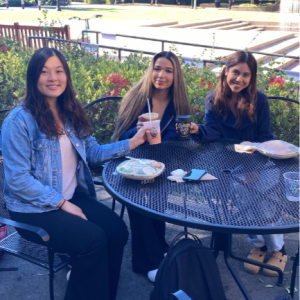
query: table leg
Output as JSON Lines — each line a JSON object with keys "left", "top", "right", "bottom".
{"left": 289, "top": 246, "right": 299, "bottom": 299}
{"left": 213, "top": 233, "right": 253, "bottom": 300}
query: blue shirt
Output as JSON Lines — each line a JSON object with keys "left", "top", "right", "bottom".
{"left": 119, "top": 98, "right": 178, "bottom": 142}
{"left": 1, "top": 105, "right": 131, "bottom": 213}
{"left": 196, "top": 91, "right": 275, "bottom": 143}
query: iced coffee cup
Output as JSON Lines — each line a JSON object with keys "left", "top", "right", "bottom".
{"left": 142, "top": 113, "right": 159, "bottom": 121}
{"left": 144, "top": 120, "right": 161, "bottom": 145}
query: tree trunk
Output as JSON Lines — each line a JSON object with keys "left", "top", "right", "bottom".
{"left": 251, "top": 0, "right": 259, "bottom": 4}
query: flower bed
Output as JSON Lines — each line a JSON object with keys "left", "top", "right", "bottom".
{"left": 0, "top": 36, "right": 298, "bottom": 145}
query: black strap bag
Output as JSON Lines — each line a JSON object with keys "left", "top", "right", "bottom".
{"left": 151, "top": 231, "right": 227, "bottom": 300}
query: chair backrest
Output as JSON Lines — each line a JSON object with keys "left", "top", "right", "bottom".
{"left": 84, "top": 96, "right": 122, "bottom": 145}
{"left": 0, "top": 110, "right": 10, "bottom": 219}
{"left": 268, "top": 96, "right": 299, "bottom": 146}
{"left": 0, "top": 156, "right": 10, "bottom": 220}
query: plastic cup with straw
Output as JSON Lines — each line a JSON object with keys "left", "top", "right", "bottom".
{"left": 143, "top": 98, "right": 161, "bottom": 145}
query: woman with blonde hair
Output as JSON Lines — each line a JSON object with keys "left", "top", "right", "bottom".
{"left": 112, "top": 51, "right": 190, "bottom": 282}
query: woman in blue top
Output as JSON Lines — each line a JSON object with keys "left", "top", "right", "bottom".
{"left": 112, "top": 51, "right": 190, "bottom": 282}
{"left": 190, "top": 50, "right": 287, "bottom": 277}
{"left": 1, "top": 47, "right": 149, "bottom": 300}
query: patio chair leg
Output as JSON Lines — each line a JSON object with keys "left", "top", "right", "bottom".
{"left": 120, "top": 204, "right": 125, "bottom": 219}
{"left": 48, "top": 247, "right": 55, "bottom": 300}
{"left": 112, "top": 198, "right": 116, "bottom": 211}
{"left": 289, "top": 246, "right": 299, "bottom": 299}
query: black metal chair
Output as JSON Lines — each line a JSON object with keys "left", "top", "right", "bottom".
{"left": 83, "top": 96, "right": 126, "bottom": 218}
{"left": 0, "top": 110, "right": 73, "bottom": 300}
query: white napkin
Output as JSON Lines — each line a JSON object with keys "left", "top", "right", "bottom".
{"left": 167, "top": 169, "right": 217, "bottom": 183}
{"left": 234, "top": 142, "right": 260, "bottom": 154}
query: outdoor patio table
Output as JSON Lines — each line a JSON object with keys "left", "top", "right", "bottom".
{"left": 102, "top": 139, "right": 299, "bottom": 300}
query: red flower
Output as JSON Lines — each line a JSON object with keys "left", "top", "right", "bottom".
{"left": 111, "top": 88, "right": 121, "bottom": 96}
{"left": 0, "top": 46, "right": 7, "bottom": 53}
{"left": 269, "top": 76, "right": 285, "bottom": 89}
{"left": 103, "top": 76, "right": 107, "bottom": 82}
{"left": 199, "top": 78, "right": 213, "bottom": 90}
{"left": 286, "top": 101, "right": 292, "bottom": 108}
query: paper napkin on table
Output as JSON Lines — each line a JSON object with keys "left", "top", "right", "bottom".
{"left": 167, "top": 169, "right": 217, "bottom": 183}
{"left": 234, "top": 142, "right": 260, "bottom": 154}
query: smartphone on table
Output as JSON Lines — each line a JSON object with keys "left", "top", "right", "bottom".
{"left": 183, "top": 169, "right": 207, "bottom": 182}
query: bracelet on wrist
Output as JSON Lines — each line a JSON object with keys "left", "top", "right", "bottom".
{"left": 60, "top": 199, "right": 66, "bottom": 209}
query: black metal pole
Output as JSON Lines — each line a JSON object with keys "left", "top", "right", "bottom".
{"left": 56, "top": 0, "right": 61, "bottom": 11}
{"left": 38, "top": 0, "right": 41, "bottom": 10}
{"left": 215, "top": 0, "right": 220, "bottom": 7}
{"left": 21, "top": 0, "right": 25, "bottom": 9}
{"left": 6, "top": 0, "right": 9, "bottom": 8}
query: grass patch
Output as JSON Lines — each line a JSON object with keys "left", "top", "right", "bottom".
{"left": 0, "top": 6, "right": 280, "bottom": 22}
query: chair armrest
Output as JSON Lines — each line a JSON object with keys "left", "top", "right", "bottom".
{"left": 0, "top": 217, "right": 50, "bottom": 242}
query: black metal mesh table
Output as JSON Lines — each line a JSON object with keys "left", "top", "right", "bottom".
{"left": 103, "top": 139, "right": 299, "bottom": 300}
{"left": 103, "top": 139, "right": 299, "bottom": 235}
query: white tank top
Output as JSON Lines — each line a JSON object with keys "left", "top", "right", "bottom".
{"left": 59, "top": 134, "right": 78, "bottom": 200}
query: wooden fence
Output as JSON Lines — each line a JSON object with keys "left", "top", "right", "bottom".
{"left": 0, "top": 22, "right": 71, "bottom": 49}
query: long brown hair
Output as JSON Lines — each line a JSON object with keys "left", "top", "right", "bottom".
{"left": 23, "top": 47, "right": 92, "bottom": 139}
{"left": 111, "top": 51, "right": 190, "bottom": 142}
{"left": 213, "top": 51, "right": 257, "bottom": 127}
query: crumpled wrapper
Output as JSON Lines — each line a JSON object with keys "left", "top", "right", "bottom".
{"left": 234, "top": 142, "right": 260, "bottom": 154}
{"left": 167, "top": 169, "right": 217, "bottom": 183}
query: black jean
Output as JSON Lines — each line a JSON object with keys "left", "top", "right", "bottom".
{"left": 9, "top": 192, "right": 128, "bottom": 300}
{"left": 127, "top": 208, "right": 169, "bottom": 274}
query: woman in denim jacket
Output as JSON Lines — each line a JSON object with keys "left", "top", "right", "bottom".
{"left": 1, "top": 47, "right": 149, "bottom": 300}
{"left": 190, "top": 51, "right": 287, "bottom": 277}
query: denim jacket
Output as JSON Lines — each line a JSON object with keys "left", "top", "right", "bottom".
{"left": 1, "top": 106, "right": 130, "bottom": 213}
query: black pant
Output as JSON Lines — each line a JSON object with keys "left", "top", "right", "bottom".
{"left": 9, "top": 192, "right": 128, "bottom": 300}
{"left": 127, "top": 208, "right": 168, "bottom": 273}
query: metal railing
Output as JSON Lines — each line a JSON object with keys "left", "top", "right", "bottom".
{"left": 81, "top": 30, "right": 300, "bottom": 60}
{"left": 27, "top": 36, "right": 299, "bottom": 74}
{"left": 28, "top": 36, "right": 157, "bottom": 60}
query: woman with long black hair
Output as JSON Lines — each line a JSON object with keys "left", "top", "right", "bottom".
{"left": 190, "top": 50, "right": 287, "bottom": 277}
{"left": 1, "top": 47, "right": 150, "bottom": 300}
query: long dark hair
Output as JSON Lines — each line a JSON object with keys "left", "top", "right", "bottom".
{"left": 213, "top": 51, "right": 257, "bottom": 127}
{"left": 23, "top": 47, "right": 92, "bottom": 139}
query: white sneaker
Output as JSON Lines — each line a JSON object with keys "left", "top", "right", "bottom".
{"left": 147, "top": 269, "right": 158, "bottom": 283}
{"left": 66, "top": 270, "right": 71, "bottom": 281}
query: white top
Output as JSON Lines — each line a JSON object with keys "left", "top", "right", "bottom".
{"left": 59, "top": 134, "right": 78, "bottom": 200}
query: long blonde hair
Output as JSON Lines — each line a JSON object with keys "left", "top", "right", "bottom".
{"left": 111, "top": 51, "right": 190, "bottom": 141}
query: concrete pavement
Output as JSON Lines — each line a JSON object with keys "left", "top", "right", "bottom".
{"left": 0, "top": 185, "right": 298, "bottom": 300}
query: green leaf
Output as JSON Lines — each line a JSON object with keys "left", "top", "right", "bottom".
{"left": 283, "top": 271, "right": 290, "bottom": 274}
{"left": 265, "top": 285, "right": 274, "bottom": 288}
{"left": 258, "top": 278, "right": 264, "bottom": 282}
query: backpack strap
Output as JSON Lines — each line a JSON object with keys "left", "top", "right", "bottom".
{"left": 171, "top": 290, "right": 193, "bottom": 300}
{"left": 168, "top": 231, "right": 201, "bottom": 250}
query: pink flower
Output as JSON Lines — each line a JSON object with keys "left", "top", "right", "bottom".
{"left": 286, "top": 101, "right": 292, "bottom": 108}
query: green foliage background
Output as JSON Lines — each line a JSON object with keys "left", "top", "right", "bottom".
{"left": 0, "top": 36, "right": 298, "bottom": 146}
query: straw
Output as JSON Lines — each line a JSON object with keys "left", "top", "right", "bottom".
{"left": 147, "top": 98, "right": 152, "bottom": 121}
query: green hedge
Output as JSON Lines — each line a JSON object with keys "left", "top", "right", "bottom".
{"left": 0, "top": 36, "right": 298, "bottom": 145}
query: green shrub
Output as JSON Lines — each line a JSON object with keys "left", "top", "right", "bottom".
{"left": 0, "top": 36, "right": 298, "bottom": 145}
